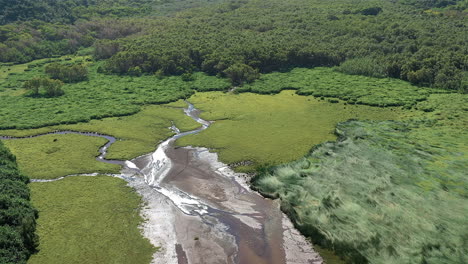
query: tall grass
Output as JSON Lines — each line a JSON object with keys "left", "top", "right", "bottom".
{"left": 253, "top": 118, "right": 467, "bottom": 264}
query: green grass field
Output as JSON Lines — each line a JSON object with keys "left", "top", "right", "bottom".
{"left": 29, "top": 176, "right": 155, "bottom": 264}
{"left": 176, "top": 90, "right": 410, "bottom": 172}
{"left": 252, "top": 93, "right": 468, "bottom": 263}
{"left": 2, "top": 134, "right": 120, "bottom": 179}
{"left": 2, "top": 101, "right": 200, "bottom": 178}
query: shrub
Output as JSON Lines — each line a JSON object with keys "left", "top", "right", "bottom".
{"left": 224, "top": 63, "right": 259, "bottom": 85}
{"left": 359, "top": 7, "right": 383, "bottom": 15}
{"left": 23, "top": 77, "right": 64, "bottom": 97}
{"left": 0, "top": 142, "right": 38, "bottom": 264}
{"left": 335, "top": 57, "right": 386, "bottom": 78}
{"left": 45, "top": 63, "right": 88, "bottom": 83}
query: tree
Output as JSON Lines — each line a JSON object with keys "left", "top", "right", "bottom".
{"left": 45, "top": 63, "right": 88, "bottom": 83}
{"left": 23, "top": 77, "right": 64, "bottom": 97}
{"left": 42, "top": 79, "right": 65, "bottom": 97}
{"left": 93, "top": 40, "right": 120, "bottom": 60}
{"left": 224, "top": 63, "right": 260, "bottom": 86}
{"left": 22, "top": 78, "right": 42, "bottom": 96}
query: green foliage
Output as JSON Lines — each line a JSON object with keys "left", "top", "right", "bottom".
{"left": 0, "top": 141, "right": 38, "bottom": 264}
{"left": 253, "top": 111, "right": 468, "bottom": 263}
{"left": 181, "top": 72, "right": 195, "bottom": 82}
{"left": 1, "top": 103, "right": 200, "bottom": 161}
{"left": 0, "top": 19, "right": 144, "bottom": 64}
{"left": 23, "top": 77, "right": 64, "bottom": 97}
{"left": 0, "top": 59, "right": 229, "bottom": 129}
{"left": 358, "top": 6, "right": 383, "bottom": 15}
{"left": 335, "top": 57, "right": 386, "bottom": 78}
{"left": 22, "top": 78, "right": 42, "bottom": 96}
{"left": 399, "top": 0, "right": 465, "bottom": 9}
{"left": 93, "top": 40, "right": 120, "bottom": 60}
{"left": 0, "top": 0, "right": 161, "bottom": 25}
{"left": 97, "top": 0, "right": 466, "bottom": 91}
{"left": 240, "top": 67, "right": 437, "bottom": 107}
{"left": 224, "top": 63, "right": 259, "bottom": 85}
{"left": 0, "top": 0, "right": 466, "bottom": 91}
{"left": 45, "top": 63, "right": 88, "bottom": 83}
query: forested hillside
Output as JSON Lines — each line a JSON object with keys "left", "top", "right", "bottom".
{"left": 0, "top": 0, "right": 164, "bottom": 25}
{"left": 1, "top": 0, "right": 467, "bottom": 91}
{"left": 0, "top": 142, "right": 38, "bottom": 264}
{"left": 102, "top": 0, "right": 468, "bottom": 91}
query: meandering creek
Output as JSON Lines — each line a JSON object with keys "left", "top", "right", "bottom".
{"left": 1, "top": 103, "right": 323, "bottom": 264}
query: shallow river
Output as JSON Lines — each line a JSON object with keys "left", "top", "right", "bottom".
{"left": 1, "top": 103, "right": 323, "bottom": 264}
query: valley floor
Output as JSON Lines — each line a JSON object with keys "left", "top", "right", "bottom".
{"left": 0, "top": 60, "right": 466, "bottom": 264}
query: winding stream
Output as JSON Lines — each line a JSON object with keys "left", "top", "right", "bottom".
{"left": 1, "top": 102, "right": 323, "bottom": 264}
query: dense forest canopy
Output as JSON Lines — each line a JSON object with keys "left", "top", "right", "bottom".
{"left": 0, "top": 0, "right": 165, "bottom": 25}
{"left": 398, "top": 0, "right": 467, "bottom": 9}
{"left": 1, "top": 0, "right": 466, "bottom": 91}
{"left": 0, "top": 141, "right": 37, "bottom": 264}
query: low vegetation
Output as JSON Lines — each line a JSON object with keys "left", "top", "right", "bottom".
{"left": 176, "top": 90, "right": 408, "bottom": 172}
{"left": 1, "top": 101, "right": 199, "bottom": 163}
{"left": 252, "top": 93, "right": 468, "bottom": 263}
{"left": 3, "top": 134, "right": 120, "bottom": 180}
{"left": 239, "top": 67, "right": 443, "bottom": 107}
{"left": 29, "top": 176, "right": 155, "bottom": 264}
{"left": 0, "top": 58, "right": 229, "bottom": 130}
{"left": 0, "top": 141, "right": 37, "bottom": 264}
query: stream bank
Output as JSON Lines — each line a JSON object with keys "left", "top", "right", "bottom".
{"left": 123, "top": 102, "right": 323, "bottom": 264}
{"left": 1, "top": 102, "right": 324, "bottom": 264}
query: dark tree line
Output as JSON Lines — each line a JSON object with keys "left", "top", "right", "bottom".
{"left": 0, "top": 0, "right": 466, "bottom": 91}
{"left": 0, "top": 19, "right": 144, "bottom": 64}
{"left": 0, "top": 0, "right": 162, "bottom": 25}
{"left": 0, "top": 142, "right": 38, "bottom": 264}
{"left": 98, "top": 0, "right": 467, "bottom": 91}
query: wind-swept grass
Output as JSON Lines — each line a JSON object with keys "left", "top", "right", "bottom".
{"left": 252, "top": 107, "right": 468, "bottom": 264}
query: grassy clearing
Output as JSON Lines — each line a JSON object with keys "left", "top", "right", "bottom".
{"left": 176, "top": 90, "right": 409, "bottom": 172}
{"left": 240, "top": 68, "right": 446, "bottom": 107}
{"left": 58, "top": 103, "right": 199, "bottom": 160}
{"left": 0, "top": 58, "right": 229, "bottom": 129}
{"left": 29, "top": 176, "right": 155, "bottom": 264}
{"left": 0, "top": 101, "right": 200, "bottom": 161}
{"left": 252, "top": 93, "right": 468, "bottom": 263}
{"left": 2, "top": 134, "right": 120, "bottom": 179}
{"left": 55, "top": 103, "right": 200, "bottom": 160}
